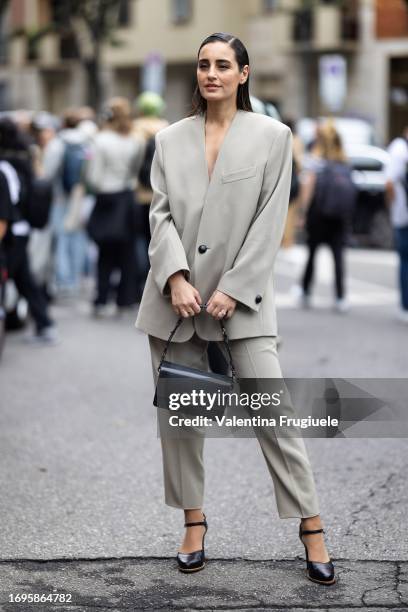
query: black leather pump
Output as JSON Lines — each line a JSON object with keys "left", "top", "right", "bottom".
{"left": 176, "top": 513, "right": 208, "bottom": 573}
{"left": 299, "top": 524, "right": 336, "bottom": 585}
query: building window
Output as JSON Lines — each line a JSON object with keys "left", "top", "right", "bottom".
{"left": 171, "top": 0, "right": 192, "bottom": 24}
{"left": 0, "top": 82, "right": 9, "bottom": 110}
{"left": 0, "top": 14, "right": 8, "bottom": 64}
{"left": 60, "top": 32, "right": 79, "bottom": 60}
{"left": 263, "top": 0, "right": 279, "bottom": 13}
{"left": 293, "top": 7, "right": 313, "bottom": 42}
{"left": 118, "top": 0, "right": 132, "bottom": 27}
{"left": 50, "top": 0, "right": 69, "bottom": 25}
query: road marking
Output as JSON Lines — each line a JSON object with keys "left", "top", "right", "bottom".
{"left": 275, "top": 246, "right": 399, "bottom": 308}
{"left": 275, "top": 292, "right": 397, "bottom": 309}
{"left": 277, "top": 245, "right": 397, "bottom": 267}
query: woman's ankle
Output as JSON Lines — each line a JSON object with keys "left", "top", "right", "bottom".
{"left": 184, "top": 508, "right": 204, "bottom": 521}
{"left": 301, "top": 514, "right": 323, "bottom": 528}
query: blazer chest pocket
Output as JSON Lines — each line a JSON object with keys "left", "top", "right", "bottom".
{"left": 221, "top": 165, "right": 257, "bottom": 183}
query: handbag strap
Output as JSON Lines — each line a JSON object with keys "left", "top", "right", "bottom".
{"left": 157, "top": 304, "right": 237, "bottom": 381}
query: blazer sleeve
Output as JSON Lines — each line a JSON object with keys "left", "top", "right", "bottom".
{"left": 148, "top": 133, "right": 190, "bottom": 296}
{"left": 216, "top": 126, "right": 293, "bottom": 312}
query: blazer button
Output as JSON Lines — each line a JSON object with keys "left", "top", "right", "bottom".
{"left": 198, "top": 244, "right": 208, "bottom": 254}
{"left": 255, "top": 295, "right": 262, "bottom": 304}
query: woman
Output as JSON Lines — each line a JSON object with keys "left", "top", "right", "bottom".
{"left": 86, "top": 97, "right": 145, "bottom": 314}
{"left": 135, "top": 33, "right": 335, "bottom": 584}
{"left": 297, "top": 123, "right": 356, "bottom": 312}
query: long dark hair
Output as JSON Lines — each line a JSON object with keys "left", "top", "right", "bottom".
{"left": 0, "top": 117, "right": 34, "bottom": 207}
{"left": 190, "top": 33, "right": 253, "bottom": 116}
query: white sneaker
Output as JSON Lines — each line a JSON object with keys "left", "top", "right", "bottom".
{"left": 396, "top": 309, "right": 408, "bottom": 324}
{"left": 334, "top": 298, "right": 350, "bottom": 313}
{"left": 24, "top": 326, "right": 60, "bottom": 346}
{"left": 92, "top": 303, "right": 116, "bottom": 318}
{"left": 291, "top": 284, "right": 311, "bottom": 309}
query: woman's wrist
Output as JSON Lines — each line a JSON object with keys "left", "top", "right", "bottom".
{"left": 168, "top": 271, "right": 187, "bottom": 288}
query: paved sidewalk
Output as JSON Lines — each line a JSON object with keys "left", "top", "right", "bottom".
{"left": 1, "top": 247, "right": 407, "bottom": 611}
{"left": 1, "top": 558, "right": 407, "bottom": 611}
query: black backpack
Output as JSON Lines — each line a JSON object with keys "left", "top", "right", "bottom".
{"left": 314, "top": 160, "right": 357, "bottom": 220}
{"left": 138, "top": 136, "right": 156, "bottom": 190}
{"left": 26, "top": 177, "right": 53, "bottom": 229}
{"left": 403, "top": 138, "right": 408, "bottom": 208}
{"left": 289, "top": 158, "right": 300, "bottom": 203}
{"left": 61, "top": 141, "right": 86, "bottom": 194}
{"left": 15, "top": 169, "right": 53, "bottom": 230}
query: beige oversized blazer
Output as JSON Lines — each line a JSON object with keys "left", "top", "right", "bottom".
{"left": 135, "top": 109, "right": 293, "bottom": 342}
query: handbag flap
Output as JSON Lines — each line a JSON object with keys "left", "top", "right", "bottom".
{"left": 159, "top": 360, "right": 233, "bottom": 385}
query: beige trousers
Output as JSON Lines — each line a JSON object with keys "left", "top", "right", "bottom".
{"left": 148, "top": 332, "right": 320, "bottom": 519}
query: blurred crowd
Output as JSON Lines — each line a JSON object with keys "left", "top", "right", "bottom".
{"left": 0, "top": 95, "right": 407, "bottom": 356}
{"left": 283, "top": 118, "right": 408, "bottom": 320}
{"left": 0, "top": 92, "right": 168, "bottom": 348}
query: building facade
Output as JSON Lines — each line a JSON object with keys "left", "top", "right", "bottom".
{"left": 0, "top": 0, "right": 407, "bottom": 144}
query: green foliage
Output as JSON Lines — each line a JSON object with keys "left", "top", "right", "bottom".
{"left": 7, "top": 0, "right": 128, "bottom": 108}
{"left": 10, "top": 0, "right": 126, "bottom": 53}
{"left": 51, "top": 0, "right": 125, "bottom": 42}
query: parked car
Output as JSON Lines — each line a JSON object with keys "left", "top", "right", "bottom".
{"left": 346, "top": 144, "right": 393, "bottom": 249}
{"left": 250, "top": 96, "right": 281, "bottom": 121}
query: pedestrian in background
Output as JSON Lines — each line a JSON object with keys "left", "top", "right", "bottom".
{"left": 29, "top": 112, "right": 61, "bottom": 302}
{"left": 295, "top": 122, "right": 357, "bottom": 313}
{"left": 281, "top": 117, "right": 303, "bottom": 253}
{"left": 385, "top": 125, "right": 408, "bottom": 323}
{"left": 86, "top": 97, "right": 145, "bottom": 315}
{"left": 132, "top": 92, "right": 169, "bottom": 295}
{"left": 0, "top": 118, "right": 57, "bottom": 344}
{"left": 0, "top": 160, "right": 16, "bottom": 358}
{"left": 47, "top": 109, "right": 89, "bottom": 297}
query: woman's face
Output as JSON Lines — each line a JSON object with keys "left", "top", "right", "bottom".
{"left": 197, "top": 41, "right": 249, "bottom": 105}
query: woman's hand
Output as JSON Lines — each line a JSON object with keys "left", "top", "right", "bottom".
{"left": 206, "top": 290, "right": 236, "bottom": 320}
{"left": 168, "top": 272, "right": 202, "bottom": 318}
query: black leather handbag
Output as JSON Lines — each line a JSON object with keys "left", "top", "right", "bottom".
{"left": 25, "top": 177, "right": 53, "bottom": 229}
{"left": 86, "top": 189, "right": 136, "bottom": 244}
{"left": 153, "top": 306, "right": 237, "bottom": 419}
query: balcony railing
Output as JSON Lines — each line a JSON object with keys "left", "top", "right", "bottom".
{"left": 341, "top": 0, "right": 359, "bottom": 41}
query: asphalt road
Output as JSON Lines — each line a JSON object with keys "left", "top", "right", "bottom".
{"left": 0, "top": 245, "right": 407, "bottom": 611}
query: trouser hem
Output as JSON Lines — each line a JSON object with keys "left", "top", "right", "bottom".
{"left": 278, "top": 510, "right": 320, "bottom": 519}
{"left": 165, "top": 499, "right": 203, "bottom": 509}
